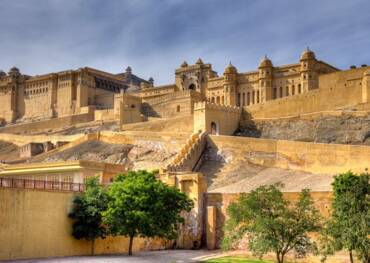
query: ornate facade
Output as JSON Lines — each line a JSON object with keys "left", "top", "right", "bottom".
{"left": 138, "top": 48, "right": 339, "bottom": 106}
{"left": 0, "top": 66, "right": 148, "bottom": 123}
{"left": 1, "top": 48, "right": 369, "bottom": 126}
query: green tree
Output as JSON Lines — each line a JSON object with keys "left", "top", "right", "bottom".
{"left": 222, "top": 184, "right": 321, "bottom": 263}
{"left": 320, "top": 171, "right": 369, "bottom": 263}
{"left": 68, "top": 177, "right": 108, "bottom": 255}
{"left": 102, "top": 170, "right": 193, "bottom": 256}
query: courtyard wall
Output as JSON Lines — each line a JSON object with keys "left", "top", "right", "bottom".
{"left": 0, "top": 188, "right": 169, "bottom": 260}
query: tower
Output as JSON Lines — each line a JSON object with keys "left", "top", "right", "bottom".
{"left": 300, "top": 47, "right": 318, "bottom": 92}
{"left": 175, "top": 58, "right": 213, "bottom": 99}
{"left": 258, "top": 55, "right": 273, "bottom": 102}
{"left": 223, "top": 62, "right": 238, "bottom": 106}
{"left": 6, "top": 67, "right": 22, "bottom": 122}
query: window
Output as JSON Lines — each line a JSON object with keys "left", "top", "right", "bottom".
{"left": 273, "top": 87, "right": 277, "bottom": 99}
{"left": 176, "top": 105, "right": 180, "bottom": 112}
{"left": 286, "top": 86, "right": 289, "bottom": 96}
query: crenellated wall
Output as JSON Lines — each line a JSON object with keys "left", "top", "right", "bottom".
{"left": 193, "top": 102, "right": 241, "bottom": 135}
{"left": 166, "top": 131, "right": 207, "bottom": 172}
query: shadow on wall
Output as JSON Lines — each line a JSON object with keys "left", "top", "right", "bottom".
{"left": 141, "top": 102, "right": 161, "bottom": 118}
{"left": 198, "top": 137, "right": 227, "bottom": 189}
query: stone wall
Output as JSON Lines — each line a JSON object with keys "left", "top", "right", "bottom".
{"left": 141, "top": 90, "right": 203, "bottom": 118}
{"left": 0, "top": 113, "right": 94, "bottom": 134}
{"left": 0, "top": 188, "right": 169, "bottom": 261}
{"left": 208, "top": 135, "right": 370, "bottom": 175}
{"left": 193, "top": 102, "right": 241, "bottom": 135}
{"left": 244, "top": 68, "right": 370, "bottom": 119}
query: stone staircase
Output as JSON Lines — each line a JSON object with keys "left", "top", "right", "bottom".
{"left": 166, "top": 131, "right": 207, "bottom": 172}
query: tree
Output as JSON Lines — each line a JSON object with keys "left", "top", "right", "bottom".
{"left": 68, "top": 177, "right": 108, "bottom": 255}
{"left": 102, "top": 170, "right": 193, "bottom": 256}
{"left": 222, "top": 184, "right": 321, "bottom": 263}
{"left": 320, "top": 171, "right": 369, "bottom": 263}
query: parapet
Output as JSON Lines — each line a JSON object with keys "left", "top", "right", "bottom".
{"left": 194, "top": 101, "right": 241, "bottom": 113}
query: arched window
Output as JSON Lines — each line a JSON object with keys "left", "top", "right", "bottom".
{"left": 176, "top": 105, "right": 180, "bottom": 112}
{"left": 188, "top": 84, "right": 196, "bottom": 90}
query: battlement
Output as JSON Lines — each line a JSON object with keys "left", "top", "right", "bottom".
{"left": 194, "top": 101, "right": 241, "bottom": 113}
{"left": 167, "top": 131, "right": 207, "bottom": 172}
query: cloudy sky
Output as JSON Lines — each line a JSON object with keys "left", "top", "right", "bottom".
{"left": 0, "top": 0, "right": 369, "bottom": 84}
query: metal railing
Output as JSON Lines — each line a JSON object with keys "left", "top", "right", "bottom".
{"left": 0, "top": 177, "right": 85, "bottom": 192}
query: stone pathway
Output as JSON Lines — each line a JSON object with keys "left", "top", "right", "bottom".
{"left": 12, "top": 250, "right": 222, "bottom": 263}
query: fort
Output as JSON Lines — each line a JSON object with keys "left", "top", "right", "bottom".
{"left": 0, "top": 49, "right": 369, "bottom": 262}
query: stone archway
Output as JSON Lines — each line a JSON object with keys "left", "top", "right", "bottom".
{"left": 210, "top": 122, "right": 218, "bottom": 135}
{"left": 188, "top": 83, "right": 196, "bottom": 90}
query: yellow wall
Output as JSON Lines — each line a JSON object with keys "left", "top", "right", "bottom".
{"left": 0, "top": 113, "right": 94, "bottom": 134}
{"left": 0, "top": 188, "right": 168, "bottom": 260}
{"left": 245, "top": 67, "right": 370, "bottom": 119}
{"left": 193, "top": 102, "right": 241, "bottom": 135}
{"left": 208, "top": 135, "right": 370, "bottom": 175}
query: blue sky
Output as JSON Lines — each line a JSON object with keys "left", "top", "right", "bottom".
{"left": 0, "top": 0, "right": 369, "bottom": 84}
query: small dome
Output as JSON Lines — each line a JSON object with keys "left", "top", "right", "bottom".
{"left": 126, "top": 66, "right": 132, "bottom": 73}
{"left": 196, "top": 58, "right": 204, "bottom": 65}
{"left": 224, "top": 62, "right": 237, "bottom": 74}
{"left": 181, "top": 61, "right": 188, "bottom": 68}
{"left": 148, "top": 77, "right": 154, "bottom": 83}
{"left": 0, "top": 70, "right": 6, "bottom": 77}
{"left": 9, "top": 66, "right": 19, "bottom": 72}
{"left": 259, "top": 55, "right": 273, "bottom": 68}
{"left": 300, "top": 47, "right": 316, "bottom": 60}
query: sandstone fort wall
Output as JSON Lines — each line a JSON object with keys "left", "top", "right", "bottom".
{"left": 193, "top": 102, "right": 241, "bottom": 135}
{"left": 244, "top": 68, "right": 370, "bottom": 119}
{"left": 0, "top": 113, "right": 94, "bottom": 134}
{"left": 208, "top": 135, "right": 370, "bottom": 175}
{"left": 0, "top": 188, "right": 168, "bottom": 260}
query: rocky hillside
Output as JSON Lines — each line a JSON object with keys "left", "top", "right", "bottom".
{"left": 0, "top": 140, "right": 19, "bottom": 162}
{"left": 29, "top": 140, "right": 177, "bottom": 171}
{"left": 237, "top": 114, "right": 370, "bottom": 145}
{"left": 199, "top": 143, "right": 333, "bottom": 193}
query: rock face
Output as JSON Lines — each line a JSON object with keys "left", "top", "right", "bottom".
{"left": 30, "top": 140, "right": 176, "bottom": 170}
{"left": 236, "top": 115, "right": 370, "bottom": 145}
{"left": 199, "top": 144, "right": 333, "bottom": 193}
{"left": 0, "top": 140, "right": 19, "bottom": 162}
